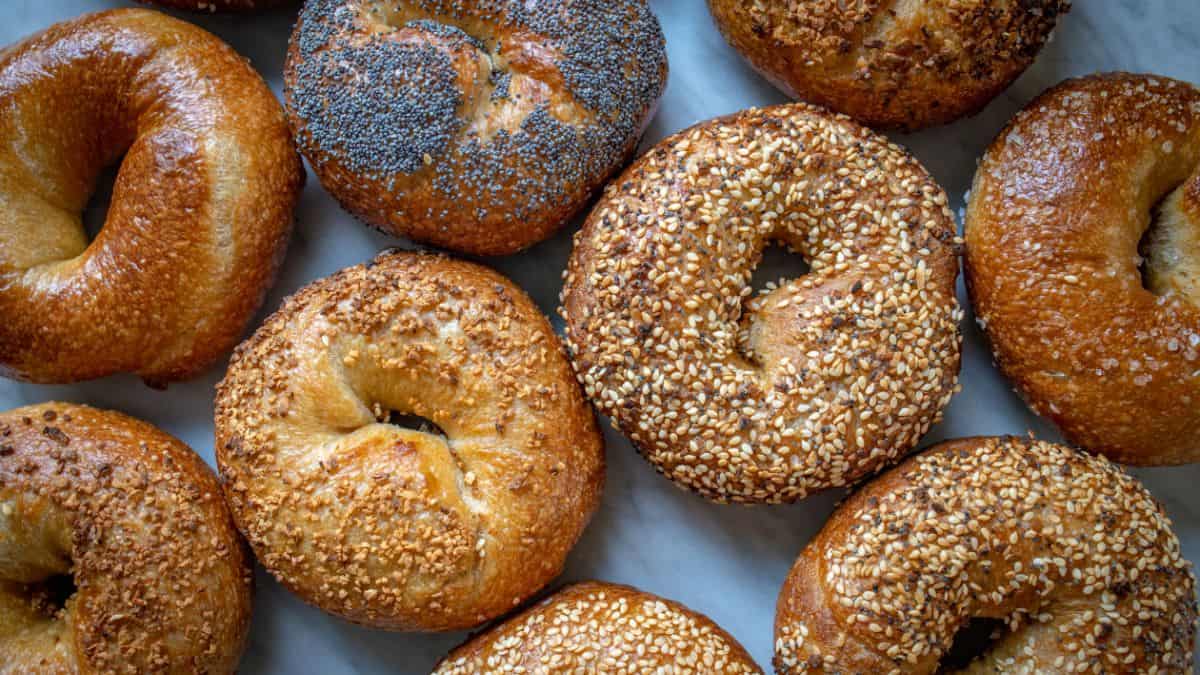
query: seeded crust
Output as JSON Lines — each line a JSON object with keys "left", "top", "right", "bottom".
{"left": 283, "top": 0, "right": 667, "bottom": 256}
{"left": 215, "top": 250, "right": 605, "bottom": 631}
{"left": 965, "top": 73, "right": 1200, "bottom": 466}
{"left": 434, "top": 581, "right": 763, "bottom": 673}
{"left": 0, "top": 403, "right": 254, "bottom": 674}
{"left": 775, "top": 436, "right": 1197, "bottom": 674}
{"left": 0, "top": 9, "right": 303, "bottom": 386}
{"left": 136, "top": 0, "right": 293, "bottom": 11}
{"left": 560, "top": 103, "right": 962, "bottom": 504}
{"left": 707, "top": 0, "right": 1070, "bottom": 131}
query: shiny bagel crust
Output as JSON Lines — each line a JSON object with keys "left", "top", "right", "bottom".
{"left": 435, "top": 581, "right": 763, "bottom": 673}
{"left": 560, "top": 103, "right": 962, "bottom": 504}
{"left": 0, "top": 9, "right": 302, "bottom": 386}
{"left": 965, "top": 73, "right": 1200, "bottom": 465}
{"left": 707, "top": 0, "right": 1070, "bottom": 131}
{"left": 0, "top": 402, "right": 254, "bottom": 674}
{"left": 283, "top": 0, "right": 667, "bottom": 255}
{"left": 215, "top": 250, "right": 605, "bottom": 631}
{"left": 775, "top": 436, "right": 1196, "bottom": 673}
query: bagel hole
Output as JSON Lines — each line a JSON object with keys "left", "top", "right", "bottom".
{"left": 1137, "top": 183, "right": 1192, "bottom": 297}
{"left": 938, "top": 617, "right": 1008, "bottom": 672}
{"left": 1138, "top": 193, "right": 1167, "bottom": 293}
{"left": 81, "top": 156, "right": 123, "bottom": 242}
{"left": 749, "top": 242, "right": 811, "bottom": 299}
{"left": 27, "top": 573, "right": 76, "bottom": 619}
{"left": 374, "top": 405, "right": 447, "bottom": 438}
{"left": 738, "top": 242, "right": 811, "bottom": 364}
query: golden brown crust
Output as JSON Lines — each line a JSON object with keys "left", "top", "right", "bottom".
{"left": 137, "top": 0, "right": 294, "bottom": 11}
{"left": 435, "top": 581, "right": 763, "bottom": 673}
{"left": 560, "top": 103, "right": 961, "bottom": 504}
{"left": 0, "top": 9, "right": 303, "bottom": 386}
{"left": 0, "top": 402, "right": 253, "bottom": 675}
{"left": 965, "top": 73, "right": 1200, "bottom": 465}
{"left": 215, "top": 250, "right": 605, "bottom": 631}
{"left": 775, "top": 436, "right": 1197, "bottom": 674}
{"left": 707, "top": 0, "right": 1070, "bottom": 131}
{"left": 283, "top": 0, "right": 667, "bottom": 256}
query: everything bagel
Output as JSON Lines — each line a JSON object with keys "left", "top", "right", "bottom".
{"left": 775, "top": 436, "right": 1196, "bottom": 673}
{"left": 284, "top": 0, "right": 667, "bottom": 255}
{"left": 966, "top": 73, "right": 1200, "bottom": 465}
{"left": 215, "top": 251, "right": 604, "bottom": 631}
{"left": 707, "top": 0, "right": 1070, "bottom": 130}
{"left": 0, "top": 403, "right": 253, "bottom": 674}
{"left": 561, "top": 103, "right": 962, "bottom": 504}
{"left": 0, "top": 9, "right": 302, "bottom": 386}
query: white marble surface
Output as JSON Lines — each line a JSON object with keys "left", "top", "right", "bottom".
{"left": 3, "top": 1, "right": 1200, "bottom": 672}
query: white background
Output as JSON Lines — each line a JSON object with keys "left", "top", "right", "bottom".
{"left": 4, "top": 1, "right": 1199, "bottom": 672}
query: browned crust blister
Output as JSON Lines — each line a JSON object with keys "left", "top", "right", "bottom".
{"left": 965, "top": 73, "right": 1200, "bottom": 465}
{"left": 215, "top": 250, "right": 604, "bottom": 631}
{"left": 435, "top": 581, "right": 763, "bottom": 673}
{"left": 707, "top": 0, "right": 1070, "bottom": 130}
{"left": 0, "top": 403, "right": 253, "bottom": 675}
{"left": 775, "top": 437, "right": 1196, "bottom": 674}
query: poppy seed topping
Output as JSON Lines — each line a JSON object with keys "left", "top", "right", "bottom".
{"left": 284, "top": 0, "right": 668, "bottom": 255}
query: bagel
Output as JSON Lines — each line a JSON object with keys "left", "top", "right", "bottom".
{"left": 283, "top": 0, "right": 667, "bottom": 255}
{"left": 775, "top": 436, "right": 1196, "bottom": 673}
{"left": 0, "top": 9, "right": 303, "bottom": 386}
{"left": 138, "top": 0, "right": 293, "bottom": 11}
{"left": 215, "top": 250, "right": 605, "bottom": 630}
{"left": 435, "top": 581, "right": 762, "bottom": 674}
{"left": 0, "top": 402, "right": 253, "bottom": 674}
{"left": 965, "top": 73, "right": 1200, "bottom": 465}
{"left": 707, "top": 0, "right": 1070, "bottom": 131}
{"left": 560, "top": 103, "right": 962, "bottom": 504}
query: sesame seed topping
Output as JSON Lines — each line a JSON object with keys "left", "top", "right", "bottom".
{"left": 560, "top": 103, "right": 962, "bottom": 504}
{"left": 775, "top": 436, "right": 1196, "bottom": 673}
{"left": 435, "top": 581, "right": 762, "bottom": 673}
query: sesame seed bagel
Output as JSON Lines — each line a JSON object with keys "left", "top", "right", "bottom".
{"left": 775, "top": 436, "right": 1196, "bottom": 674}
{"left": 215, "top": 250, "right": 605, "bottom": 631}
{"left": 965, "top": 73, "right": 1200, "bottom": 466}
{"left": 0, "top": 9, "right": 303, "bottom": 386}
{"left": 560, "top": 103, "right": 962, "bottom": 504}
{"left": 0, "top": 402, "right": 253, "bottom": 674}
{"left": 283, "top": 0, "right": 667, "bottom": 256}
{"left": 707, "top": 0, "right": 1070, "bottom": 131}
{"left": 435, "top": 581, "right": 763, "bottom": 674}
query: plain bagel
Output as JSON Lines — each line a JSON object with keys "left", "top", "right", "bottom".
{"left": 284, "top": 0, "right": 668, "bottom": 255}
{"left": 965, "top": 73, "right": 1200, "bottom": 465}
{"left": 0, "top": 9, "right": 303, "bottom": 386}
{"left": 0, "top": 403, "right": 253, "bottom": 674}
{"left": 775, "top": 436, "right": 1196, "bottom": 673}
{"left": 215, "top": 250, "right": 605, "bottom": 631}
{"left": 435, "top": 581, "right": 762, "bottom": 674}
{"left": 560, "top": 103, "right": 962, "bottom": 504}
{"left": 707, "top": 0, "right": 1070, "bottom": 131}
